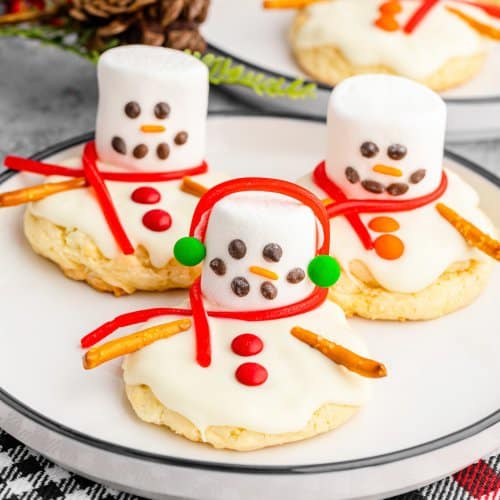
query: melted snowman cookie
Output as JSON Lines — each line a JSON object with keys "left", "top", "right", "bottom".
{"left": 4, "top": 46, "right": 228, "bottom": 295}
{"left": 82, "top": 179, "right": 386, "bottom": 450}
{"left": 300, "top": 74, "right": 497, "bottom": 320}
{"left": 289, "top": 0, "right": 500, "bottom": 90}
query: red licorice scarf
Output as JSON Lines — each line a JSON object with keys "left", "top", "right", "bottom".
{"left": 313, "top": 161, "right": 448, "bottom": 250}
{"left": 80, "top": 280, "right": 329, "bottom": 367}
{"left": 4, "top": 141, "right": 209, "bottom": 254}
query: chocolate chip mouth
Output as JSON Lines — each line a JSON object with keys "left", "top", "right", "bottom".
{"left": 110, "top": 133, "right": 188, "bottom": 160}
{"left": 344, "top": 167, "right": 427, "bottom": 196}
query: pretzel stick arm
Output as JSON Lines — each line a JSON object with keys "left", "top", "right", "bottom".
{"left": 0, "top": 177, "right": 87, "bottom": 207}
{"left": 291, "top": 326, "right": 387, "bottom": 378}
{"left": 83, "top": 319, "right": 192, "bottom": 370}
{"left": 180, "top": 176, "right": 209, "bottom": 198}
{"left": 436, "top": 203, "right": 500, "bottom": 261}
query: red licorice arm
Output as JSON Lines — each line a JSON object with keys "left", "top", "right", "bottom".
{"left": 81, "top": 287, "right": 329, "bottom": 350}
{"left": 4, "top": 156, "right": 85, "bottom": 178}
{"left": 80, "top": 307, "right": 192, "bottom": 348}
{"left": 82, "top": 142, "right": 134, "bottom": 255}
{"left": 314, "top": 162, "right": 374, "bottom": 250}
{"left": 5, "top": 146, "right": 208, "bottom": 183}
{"left": 404, "top": 0, "right": 440, "bottom": 33}
{"left": 189, "top": 279, "right": 212, "bottom": 368}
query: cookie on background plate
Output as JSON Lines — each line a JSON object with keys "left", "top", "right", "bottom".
{"left": 299, "top": 73, "right": 498, "bottom": 321}
{"left": 290, "top": 0, "right": 500, "bottom": 91}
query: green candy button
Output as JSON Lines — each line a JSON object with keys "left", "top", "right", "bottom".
{"left": 307, "top": 255, "right": 341, "bottom": 288}
{"left": 174, "top": 237, "right": 206, "bottom": 267}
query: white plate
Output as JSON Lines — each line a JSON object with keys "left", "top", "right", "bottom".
{"left": 203, "top": 0, "right": 500, "bottom": 142}
{"left": 0, "top": 114, "right": 499, "bottom": 500}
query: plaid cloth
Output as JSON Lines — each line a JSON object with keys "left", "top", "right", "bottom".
{"left": 0, "top": 428, "right": 498, "bottom": 500}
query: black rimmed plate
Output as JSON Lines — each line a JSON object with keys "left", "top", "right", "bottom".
{"left": 203, "top": 0, "right": 500, "bottom": 142}
{"left": 0, "top": 113, "right": 499, "bottom": 500}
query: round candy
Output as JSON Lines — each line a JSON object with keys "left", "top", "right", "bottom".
{"left": 235, "top": 362, "right": 268, "bottom": 386}
{"left": 174, "top": 237, "right": 206, "bottom": 266}
{"left": 374, "top": 234, "right": 405, "bottom": 260}
{"left": 131, "top": 186, "right": 161, "bottom": 204}
{"left": 231, "top": 334, "right": 264, "bottom": 357}
{"left": 142, "top": 209, "right": 172, "bottom": 232}
{"left": 307, "top": 255, "right": 341, "bottom": 288}
{"left": 368, "top": 216, "right": 400, "bottom": 233}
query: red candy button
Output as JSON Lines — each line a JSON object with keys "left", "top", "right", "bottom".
{"left": 142, "top": 209, "right": 172, "bottom": 232}
{"left": 231, "top": 334, "right": 264, "bottom": 357}
{"left": 131, "top": 186, "right": 161, "bottom": 204}
{"left": 235, "top": 362, "right": 268, "bottom": 386}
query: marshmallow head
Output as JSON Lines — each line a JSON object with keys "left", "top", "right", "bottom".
{"left": 326, "top": 75, "right": 446, "bottom": 200}
{"left": 95, "top": 45, "right": 208, "bottom": 172}
{"left": 201, "top": 193, "right": 318, "bottom": 310}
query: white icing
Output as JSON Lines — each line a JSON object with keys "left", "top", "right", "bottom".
{"left": 301, "top": 169, "right": 495, "bottom": 293}
{"left": 95, "top": 46, "right": 208, "bottom": 172}
{"left": 326, "top": 74, "right": 446, "bottom": 200}
{"left": 123, "top": 299, "right": 370, "bottom": 435}
{"left": 294, "top": 0, "right": 484, "bottom": 80}
{"left": 201, "top": 192, "right": 317, "bottom": 310}
{"left": 28, "top": 153, "right": 226, "bottom": 268}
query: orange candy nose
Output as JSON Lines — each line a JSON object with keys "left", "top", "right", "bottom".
{"left": 374, "top": 234, "right": 405, "bottom": 260}
{"left": 368, "top": 216, "right": 400, "bottom": 233}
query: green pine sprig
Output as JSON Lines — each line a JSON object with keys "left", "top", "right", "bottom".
{"left": 188, "top": 51, "right": 317, "bottom": 100}
{"left": 0, "top": 24, "right": 118, "bottom": 62}
{"left": 0, "top": 24, "right": 317, "bottom": 99}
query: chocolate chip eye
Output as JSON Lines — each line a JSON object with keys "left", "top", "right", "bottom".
{"left": 262, "top": 243, "right": 282, "bottom": 263}
{"left": 261, "top": 281, "right": 278, "bottom": 300}
{"left": 228, "top": 239, "right": 246, "bottom": 259}
{"left": 210, "top": 258, "right": 226, "bottom": 276}
{"left": 360, "top": 141, "right": 379, "bottom": 158}
{"left": 174, "top": 131, "right": 188, "bottom": 145}
{"left": 286, "top": 268, "right": 305, "bottom": 284}
{"left": 154, "top": 102, "right": 170, "bottom": 119}
{"left": 111, "top": 136, "right": 126, "bottom": 155}
{"left": 387, "top": 144, "right": 407, "bottom": 160}
{"left": 231, "top": 277, "right": 250, "bottom": 297}
{"left": 125, "top": 101, "right": 140, "bottom": 119}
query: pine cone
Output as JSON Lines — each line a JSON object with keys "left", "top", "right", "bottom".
{"left": 68, "top": 0, "right": 209, "bottom": 52}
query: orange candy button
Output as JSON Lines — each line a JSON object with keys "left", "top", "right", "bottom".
{"left": 374, "top": 234, "right": 405, "bottom": 260}
{"left": 368, "top": 216, "right": 400, "bottom": 233}
{"left": 379, "top": 1, "right": 402, "bottom": 15}
{"left": 374, "top": 16, "right": 400, "bottom": 31}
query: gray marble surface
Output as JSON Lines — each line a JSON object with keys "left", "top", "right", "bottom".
{"left": 0, "top": 37, "right": 499, "bottom": 175}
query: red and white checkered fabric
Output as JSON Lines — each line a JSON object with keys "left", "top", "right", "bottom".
{"left": 0, "top": 429, "right": 499, "bottom": 499}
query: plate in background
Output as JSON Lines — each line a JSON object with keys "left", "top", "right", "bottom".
{"left": 203, "top": 0, "right": 500, "bottom": 142}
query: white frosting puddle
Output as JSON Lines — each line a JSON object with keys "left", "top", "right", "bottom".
{"left": 294, "top": 0, "right": 484, "bottom": 80}
{"left": 302, "top": 169, "right": 494, "bottom": 293}
{"left": 123, "top": 299, "right": 370, "bottom": 435}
